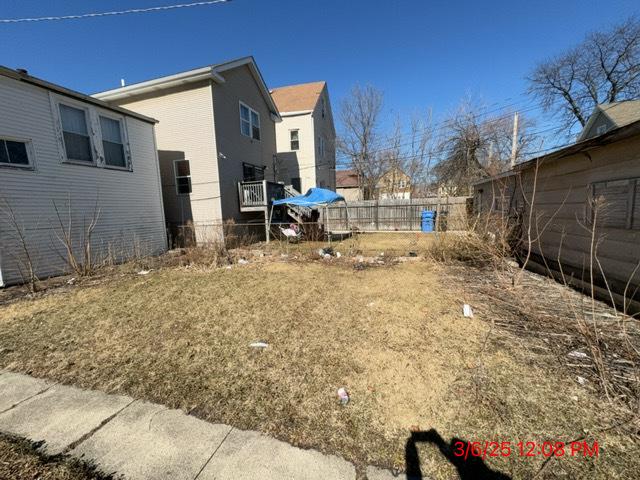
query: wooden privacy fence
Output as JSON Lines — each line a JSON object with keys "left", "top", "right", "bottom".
{"left": 322, "top": 196, "right": 470, "bottom": 232}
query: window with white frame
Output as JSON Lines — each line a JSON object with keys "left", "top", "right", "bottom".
{"left": 59, "top": 104, "right": 93, "bottom": 162}
{"left": 0, "top": 138, "right": 31, "bottom": 167}
{"left": 318, "top": 136, "right": 325, "bottom": 157}
{"left": 99, "top": 116, "right": 127, "bottom": 168}
{"left": 590, "top": 178, "right": 639, "bottom": 229}
{"left": 240, "top": 102, "right": 260, "bottom": 141}
{"left": 174, "top": 159, "right": 192, "bottom": 195}
{"left": 290, "top": 129, "right": 300, "bottom": 150}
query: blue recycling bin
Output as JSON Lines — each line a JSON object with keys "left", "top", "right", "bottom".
{"left": 421, "top": 210, "right": 436, "bottom": 232}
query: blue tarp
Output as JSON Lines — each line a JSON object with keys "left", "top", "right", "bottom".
{"left": 272, "top": 187, "right": 345, "bottom": 208}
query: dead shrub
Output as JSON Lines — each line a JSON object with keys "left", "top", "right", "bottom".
{"left": 427, "top": 212, "right": 520, "bottom": 267}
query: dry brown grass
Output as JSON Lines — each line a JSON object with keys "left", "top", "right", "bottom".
{"left": 0, "top": 433, "right": 109, "bottom": 480}
{"left": 0, "top": 260, "right": 637, "bottom": 479}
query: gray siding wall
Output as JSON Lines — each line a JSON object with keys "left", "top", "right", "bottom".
{"left": 474, "top": 136, "right": 640, "bottom": 298}
{"left": 212, "top": 65, "right": 277, "bottom": 222}
{"left": 313, "top": 86, "right": 336, "bottom": 191}
{"left": 519, "top": 137, "right": 640, "bottom": 287}
{"left": 0, "top": 75, "right": 166, "bottom": 286}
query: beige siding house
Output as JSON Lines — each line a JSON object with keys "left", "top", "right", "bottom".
{"left": 474, "top": 109, "right": 640, "bottom": 312}
{"left": 336, "top": 169, "right": 362, "bottom": 201}
{"left": 0, "top": 66, "right": 167, "bottom": 287}
{"left": 95, "top": 57, "right": 281, "bottom": 242}
{"left": 271, "top": 81, "right": 336, "bottom": 194}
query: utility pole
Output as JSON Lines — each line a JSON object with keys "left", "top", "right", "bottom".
{"left": 510, "top": 112, "right": 519, "bottom": 168}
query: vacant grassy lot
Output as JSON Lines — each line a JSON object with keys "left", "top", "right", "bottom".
{"left": 0, "top": 258, "right": 637, "bottom": 479}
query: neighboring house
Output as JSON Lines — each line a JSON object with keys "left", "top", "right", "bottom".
{"left": 377, "top": 167, "right": 411, "bottom": 199}
{"left": 578, "top": 99, "right": 640, "bottom": 141}
{"left": 270, "top": 81, "right": 336, "bottom": 194}
{"left": 94, "top": 57, "right": 282, "bottom": 242}
{"left": 0, "top": 66, "right": 167, "bottom": 287}
{"left": 335, "top": 169, "right": 362, "bottom": 201}
{"left": 474, "top": 111, "right": 640, "bottom": 312}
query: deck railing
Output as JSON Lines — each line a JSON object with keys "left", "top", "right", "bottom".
{"left": 238, "top": 180, "right": 286, "bottom": 209}
{"left": 239, "top": 181, "right": 266, "bottom": 207}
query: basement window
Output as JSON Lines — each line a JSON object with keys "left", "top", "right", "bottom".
{"left": 590, "top": 178, "right": 639, "bottom": 229}
{"left": 174, "top": 159, "right": 192, "bottom": 195}
{"left": 0, "top": 138, "right": 32, "bottom": 167}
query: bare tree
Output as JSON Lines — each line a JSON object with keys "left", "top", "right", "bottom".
{"left": 337, "top": 84, "right": 385, "bottom": 200}
{"left": 433, "top": 99, "right": 536, "bottom": 194}
{"left": 52, "top": 195, "right": 101, "bottom": 276}
{"left": 381, "top": 112, "right": 434, "bottom": 197}
{"left": 528, "top": 16, "right": 640, "bottom": 133}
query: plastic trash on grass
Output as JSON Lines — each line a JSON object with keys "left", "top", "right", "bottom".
{"left": 337, "top": 387, "right": 350, "bottom": 405}
{"left": 463, "top": 304, "right": 474, "bottom": 318}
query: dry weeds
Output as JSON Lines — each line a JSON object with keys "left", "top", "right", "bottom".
{"left": 0, "top": 433, "right": 110, "bottom": 480}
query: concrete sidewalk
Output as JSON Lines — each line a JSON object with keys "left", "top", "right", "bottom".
{"left": 0, "top": 371, "right": 399, "bottom": 480}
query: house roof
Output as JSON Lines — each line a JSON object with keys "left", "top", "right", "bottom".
{"left": 516, "top": 117, "right": 640, "bottom": 172}
{"left": 0, "top": 65, "right": 157, "bottom": 124}
{"left": 475, "top": 114, "right": 640, "bottom": 185}
{"left": 578, "top": 99, "right": 640, "bottom": 141}
{"left": 270, "top": 81, "right": 326, "bottom": 114}
{"left": 336, "top": 169, "right": 359, "bottom": 188}
{"left": 93, "top": 56, "right": 281, "bottom": 120}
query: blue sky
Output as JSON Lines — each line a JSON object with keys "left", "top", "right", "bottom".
{"left": 1, "top": 0, "right": 638, "bottom": 136}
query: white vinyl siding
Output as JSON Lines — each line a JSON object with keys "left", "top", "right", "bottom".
{"left": 0, "top": 74, "right": 166, "bottom": 287}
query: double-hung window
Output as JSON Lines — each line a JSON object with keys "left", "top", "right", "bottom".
{"left": 99, "top": 116, "right": 127, "bottom": 168}
{"left": 290, "top": 129, "right": 300, "bottom": 150}
{"left": 174, "top": 160, "right": 192, "bottom": 195}
{"left": 239, "top": 102, "right": 261, "bottom": 141}
{"left": 0, "top": 138, "right": 31, "bottom": 167}
{"left": 59, "top": 104, "right": 93, "bottom": 163}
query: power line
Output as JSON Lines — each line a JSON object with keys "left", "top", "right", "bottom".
{"left": 0, "top": 0, "right": 232, "bottom": 24}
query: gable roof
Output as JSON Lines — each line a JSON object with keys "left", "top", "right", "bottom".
{"left": 0, "top": 65, "right": 157, "bottom": 124}
{"left": 336, "top": 169, "right": 359, "bottom": 188}
{"left": 94, "top": 56, "right": 281, "bottom": 120}
{"left": 270, "top": 81, "right": 326, "bottom": 114}
{"left": 578, "top": 99, "right": 640, "bottom": 141}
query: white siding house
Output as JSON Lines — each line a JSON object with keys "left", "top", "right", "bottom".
{"left": 270, "top": 81, "right": 336, "bottom": 194}
{"left": 0, "top": 66, "right": 167, "bottom": 287}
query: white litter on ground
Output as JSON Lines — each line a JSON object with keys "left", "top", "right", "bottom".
{"left": 337, "top": 387, "right": 349, "bottom": 405}
{"left": 137, "top": 270, "right": 151, "bottom": 275}
{"left": 238, "top": 259, "right": 249, "bottom": 265}
{"left": 249, "top": 342, "right": 268, "bottom": 348}
{"left": 577, "top": 376, "right": 588, "bottom": 385}
{"left": 568, "top": 350, "right": 589, "bottom": 359}
{"left": 463, "top": 304, "right": 474, "bottom": 318}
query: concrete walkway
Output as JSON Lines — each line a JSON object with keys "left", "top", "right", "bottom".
{"left": 0, "top": 371, "right": 400, "bottom": 480}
